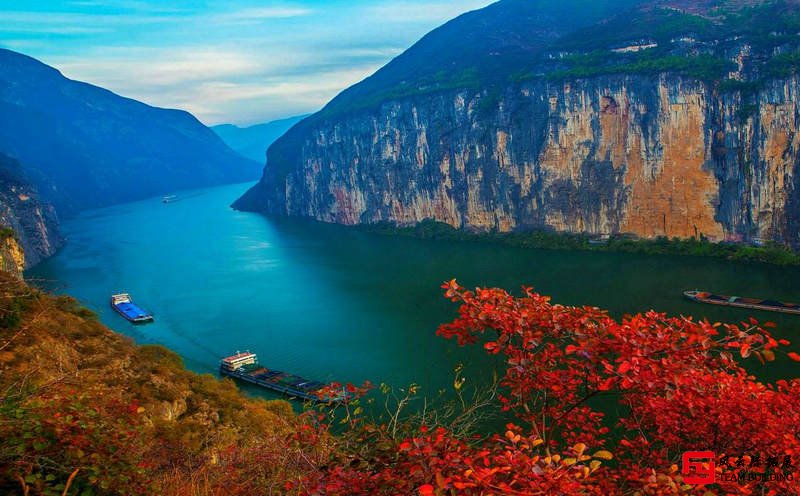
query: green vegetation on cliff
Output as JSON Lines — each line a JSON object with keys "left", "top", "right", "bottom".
{"left": 534, "top": 3, "right": 800, "bottom": 83}
{"left": 301, "top": 0, "right": 800, "bottom": 123}
{"left": 363, "top": 220, "right": 800, "bottom": 266}
{"left": 544, "top": 52, "right": 734, "bottom": 82}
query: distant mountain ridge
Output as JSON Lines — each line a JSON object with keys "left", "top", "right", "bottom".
{"left": 0, "top": 48, "right": 261, "bottom": 216}
{"left": 212, "top": 115, "right": 309, "bottom": 163}
{"left": 237, "top": 0, "right": 800, "bottom": 250}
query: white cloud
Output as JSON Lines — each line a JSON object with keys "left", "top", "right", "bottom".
{"left": 54, "top": 48, "right": 265, "bottom": 86}
{"left": 141, "top": 67, "right": 377, "bottom": 125}
{"left": 2, "top": 0, "right": 497, "bottom": 124}
{"left": 216, "top": 7, "right": 314, "bottom": 22}
{"left": 66, "top": 0, "right": 188, "bottom": 12}
{"left": 46, "top": 45, "right": 382, "bottom": 125}
{"left": 0, "top": 10, "right": 176, "bottom": 26}
{"left": 0, "top": 24, "right": 110, "bottom": 34}
{"left": 0, "top": 39, "right": 53, "bottom": 51}
{"left": 0, "top": 9, "right": 179, "bottom": 35}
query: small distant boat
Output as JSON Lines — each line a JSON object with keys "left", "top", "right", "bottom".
{"left": 219, "top": 352, "right": 350, "bottom": 403}
{"left": 684, "top": 290, "right": 800, "bottom": 315}
{"left": 110, "top": 293, "right": 154, "bottom": 323}
{"left": 162, "top": 195, "right": 177, "bottom": 203}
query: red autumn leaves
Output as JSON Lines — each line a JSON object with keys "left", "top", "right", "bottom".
{"left": 302, "top": 280, "right": 800, "bottom": 495}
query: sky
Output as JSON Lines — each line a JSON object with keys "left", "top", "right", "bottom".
{"left": 0, "top": 0, "right": 494, "bottom": 126}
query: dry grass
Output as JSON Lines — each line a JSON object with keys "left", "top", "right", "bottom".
{"left": 0, "top": 273, "right": 331, "bottom": 495}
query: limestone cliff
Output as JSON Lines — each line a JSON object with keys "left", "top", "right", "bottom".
{"left": 235, "top": 0, "right": 800, "bottom": 249}
{"left": 0, "top": 236, "right": 26, "bottom": 276}
{"left": 0, "top": 153, "right": 63, "bottom": 273}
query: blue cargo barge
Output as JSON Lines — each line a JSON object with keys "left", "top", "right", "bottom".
{"left": 220, "top": 352, "right": 349, "bottom": 403}
{"left": 110, "top": 293, "right": 154, "bottom": 323}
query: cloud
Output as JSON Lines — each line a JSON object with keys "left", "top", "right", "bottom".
{"left": 216, "top": 7, "right": 314, "bottom": 22}
{"left": 118, "top": 67, "right": 376, "bottom": 126}
{"left": 2, "top": 0, "right": 496, "bottom": 124}
{"left": 0, "top": 10, "right": 179, "bottom": 36}
{"left": 183, "top": 67, "right": 379, "bottom": 125}
{"left": 54, "top": 48, "right": 265, "bottom": 86}
{"left": 0, "top": 39, "right": 53, "bottom": 51}
{"left": 66, "top": 0, "right": 187, "bottom": 12}
{"left": 0, "top": 24, "right": 110, "bottom": 35}
{"left": 0, "top": 5, "right": 311, "bottom": 39}
{"left": 47, "top": 44, "right": 384, "bottom": 125}
{"left": 0, "top": 10, "right": 175, "bottom": 24}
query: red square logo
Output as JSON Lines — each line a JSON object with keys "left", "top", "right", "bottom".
{"left": 682, "top": 451, "right": 716, "bottom": 485}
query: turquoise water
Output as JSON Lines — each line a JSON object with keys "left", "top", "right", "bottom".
{"left": 27, "top": 182, "right": 800, "bottom": 401}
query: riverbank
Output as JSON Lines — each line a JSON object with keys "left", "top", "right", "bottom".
{"left": 361, "top": 220, "right": 800, "bottom": 266}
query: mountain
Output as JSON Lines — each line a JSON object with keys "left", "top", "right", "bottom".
{"left": 0, "top": 152, "right": 62, "bottom": 273}
{"left": 0, "top": 49, "right": 261, "bottom": 216}
{"left": 212, "top": 115, "right": 309, "bottom": 163}
{"left": 235, "top": 0, "right": 800, "bottom": 250}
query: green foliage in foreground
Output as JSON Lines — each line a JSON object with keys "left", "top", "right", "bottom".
{"left": 363, "top": 220, "right": 800, "bottom": 266}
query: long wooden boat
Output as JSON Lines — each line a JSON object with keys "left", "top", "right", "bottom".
{"left": 110, "top": 293, "right": 154, "bottom": 323}
{"left": 220, "top": 352, "right": 350, "bottom": 403}
{"left": 683, "top": 290, "right": 800, "bottom": 315}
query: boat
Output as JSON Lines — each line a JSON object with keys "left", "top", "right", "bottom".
{"left": 162, "top": 195, "right": 177, "bottom": 203}
{"left": 110, "top": 293, "right": 154, "bottom": 323}
{"left": 683, "top": 290, "right": 800, "bottom": 315}
{"left": 588, "top": 235, "right": 610, "bottom": 246}
{"left": 219, "top": 352, "right": 349, "bottom": 403}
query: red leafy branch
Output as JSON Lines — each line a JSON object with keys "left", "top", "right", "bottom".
{"left": 303, "top": 280, "right": 800, "bottom": 495}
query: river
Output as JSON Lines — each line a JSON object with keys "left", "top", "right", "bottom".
{"left": 28, "top": 182, "right": 800, "bottom": 403}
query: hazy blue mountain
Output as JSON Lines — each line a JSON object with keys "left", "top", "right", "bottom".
{"left": 0, "top": 49, "right": 261, "bottom": 215}
{"left": 212, "top": 115, "right": 309, "bottom": 163}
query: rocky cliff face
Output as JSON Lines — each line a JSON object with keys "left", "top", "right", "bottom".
{"left": 0, "top": 153, "right": 63, "bottom": 274}
{"left": 236, "top": 76, "right": 799, "bottom": 247}
{"left": 235, "top": 0, "right": 800, "bottom": 249}
{"left": 0, "top": 237, "right": 26, "bottom": 276}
